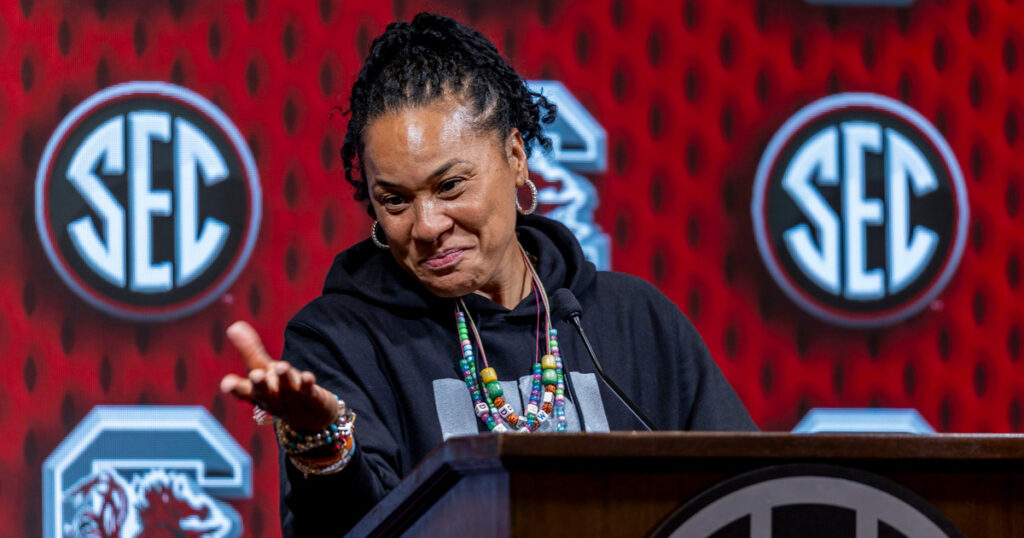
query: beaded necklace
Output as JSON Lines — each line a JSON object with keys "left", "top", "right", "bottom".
{"left": 454, "top": 244, "right": 567, "bottom": 433}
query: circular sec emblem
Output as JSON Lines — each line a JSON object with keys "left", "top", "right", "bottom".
{"left": 35, "top": 82, "right": 261, "bottom": 321}
{"left": 751, "top": 93, "right": 968, "bottom": 327}
{"left": 652, "top": 464, "right": 963, "bottom": 538}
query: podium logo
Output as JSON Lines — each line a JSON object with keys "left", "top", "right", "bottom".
{"left": 652, "top": 464, "right": 962, "bottom": 538}
{"left": 36, "top": 82, "right": 261, "bottom": 320}
{"left": 752, "top": 93, "right": 968, "bottom": 327}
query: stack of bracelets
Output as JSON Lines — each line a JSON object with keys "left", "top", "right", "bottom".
{"left": 271, "top": 394, "right": 357, "bottom": 477}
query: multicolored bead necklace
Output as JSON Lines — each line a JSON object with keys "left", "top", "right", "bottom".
{"left": 454, "top": 244, "right": 568, "bottom": 433}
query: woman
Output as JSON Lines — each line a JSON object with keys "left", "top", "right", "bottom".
{"left": 220, "top": 13, "right": 755, "bottom": 535}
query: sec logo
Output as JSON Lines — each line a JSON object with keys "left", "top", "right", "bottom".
{"left": 652, "top": 464, "right": 962, "bottom": 538}
{"left": 35, "top": 82, "right": 261, "bottom": 321}
{"left": 752, "top": 93, "right": 968, "bottom": 327}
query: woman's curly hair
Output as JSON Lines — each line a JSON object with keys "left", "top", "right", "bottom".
{"left": 340, "top": 12, "right": 557, "bottom": 217}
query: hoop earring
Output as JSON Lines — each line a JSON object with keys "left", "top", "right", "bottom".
{"left": 515, "top": 178, "right": 538, "bottom": 215}
{"left": 370, "top": 220, "right": 389, "bottom": 250}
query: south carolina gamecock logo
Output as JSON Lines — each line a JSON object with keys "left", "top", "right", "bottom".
{"left": 527, "top": 80, "right": 611, "bottom": 271}
{"left": 62, "top": 470, "right": 232, "bottom": 538}
{"left": 44, "top": 406, "right": 252, "bottom": 538}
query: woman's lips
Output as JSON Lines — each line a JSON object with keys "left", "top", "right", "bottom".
{"left": 422, "top": 248, "right": 466, "bottom": 269}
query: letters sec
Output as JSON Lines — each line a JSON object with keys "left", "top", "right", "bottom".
{"left": 36, "top": 82, "right": 261, "bottom": 321}
{"left": 752, "top": 93, "right": 968, "bottom": 328}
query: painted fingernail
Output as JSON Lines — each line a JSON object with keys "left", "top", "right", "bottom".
{"left": 250, "top": 370, "right": 265, "bottom": 383}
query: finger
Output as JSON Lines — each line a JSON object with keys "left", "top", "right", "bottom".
{"left": 278, "top": 362, "right": 302, "bottom": 393}
{"left": 226, "top": 321, "right": 274, "bottom": 371}
{"left": 249, "top": 368, "right": 269, "bottom": 401}
{"left": 299, "top": 371, "right": 316, "bottom": 395}
{"left": 264, "top": 365, "right": 281, "bottom": 396}
{"left": 220, "top": 374, "right": 255, "bottom": 401}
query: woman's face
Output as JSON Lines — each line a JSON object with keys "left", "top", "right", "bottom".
{"left": 362, "top": 98, "right": 528, "bottom": 300}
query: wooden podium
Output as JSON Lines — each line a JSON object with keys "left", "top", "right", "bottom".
{"left": 348, "top": 433, "right": 1024, "bottom": 537}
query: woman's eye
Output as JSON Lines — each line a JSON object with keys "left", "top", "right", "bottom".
{"left": 440, "top": 179, "right": 463, "bottom": 193}
{"left": 382, "top": 195, "right": 405, "bottom": 207}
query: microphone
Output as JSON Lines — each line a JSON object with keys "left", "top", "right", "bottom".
{"left": 551, "top": 289, "right": 658, "bottom": 431}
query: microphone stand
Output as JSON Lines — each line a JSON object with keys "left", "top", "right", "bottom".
{"left": 567, "top": 313, "right": 658, "bottom": 431}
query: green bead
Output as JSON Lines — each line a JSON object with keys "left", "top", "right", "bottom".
{"left": 542, "top": 368, "right": 557, "bottom": 385}
{"left": 486, "top": 381, "right": 503, "bottom": 397}
{"left": 556, "top": 388, "right": 564, "bottom": 395}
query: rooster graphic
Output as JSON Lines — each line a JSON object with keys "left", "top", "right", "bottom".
{"left": 62, "top": 469, "right": 234, "bottom": 538}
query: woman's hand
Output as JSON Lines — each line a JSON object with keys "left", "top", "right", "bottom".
{"left": 220, "top": 321, "right": 339, "bottom": 431}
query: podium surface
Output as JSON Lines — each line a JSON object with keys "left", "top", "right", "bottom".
{"left": 349, "top": 433, "right": 1024, "bottom": 537}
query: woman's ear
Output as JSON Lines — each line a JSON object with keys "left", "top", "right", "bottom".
{"left": 506, "top": 128, "right": 528, "bottom": 188}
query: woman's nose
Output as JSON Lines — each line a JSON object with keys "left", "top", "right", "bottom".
{"left": 410, "top": 200, "right": 452, "bottom": 243}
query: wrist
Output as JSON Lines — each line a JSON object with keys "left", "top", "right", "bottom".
{"left": 273, "top": 394, "right": 357, "bottom": 476}
{"left": 288, "top": 435, "right": 356, "bottom": 477}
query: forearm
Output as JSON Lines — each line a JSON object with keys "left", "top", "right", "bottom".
{"left": 279, "top": 440, "right": 397, "bottom": 536}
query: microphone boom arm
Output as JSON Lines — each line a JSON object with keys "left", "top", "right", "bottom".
{"left": 568, "top": 313, "right": 658, "bottom": 431}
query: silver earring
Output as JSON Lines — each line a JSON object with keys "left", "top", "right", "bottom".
{"left": 515, "top": 178, "right": 538, "bottom": 215}
{"left": 370, "top": 220, "right": 389, "bottom": 249}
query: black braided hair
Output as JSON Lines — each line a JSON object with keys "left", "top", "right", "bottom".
{"left": 340, "top": 12, "right": 557, "bottom": 217}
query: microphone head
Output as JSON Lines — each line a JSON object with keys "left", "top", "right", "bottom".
{"left": 551, "top": 288, "right": 583, "bottom": 320}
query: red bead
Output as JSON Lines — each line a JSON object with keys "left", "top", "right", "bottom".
{"left": 542, "top": 402, "right": 553, "bottom": 414}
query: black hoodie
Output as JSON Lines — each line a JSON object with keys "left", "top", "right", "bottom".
{"left": 277, "top": 214, "right": 755, "bottom": 535}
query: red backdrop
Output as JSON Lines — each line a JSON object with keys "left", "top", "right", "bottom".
{"left": 3, "top": 0, "right": 1023, "bottom": 536}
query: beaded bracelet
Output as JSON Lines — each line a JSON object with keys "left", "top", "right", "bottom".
{"left": 274, "top": 395, "right": 356, "bottom": 455}
{"left": 287, "top": 434, "right": 356, "bottom": 477}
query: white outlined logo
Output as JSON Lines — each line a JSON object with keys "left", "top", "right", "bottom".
{"left": 528, "top": 80, "right": 611, "bottom": 270}
{"left": 752, "top": 93, "right": 968, "bottom": 327}
{"left": 36, "top": 82, "right": 261, "bottom": 321}
{"left": 652, "top": 464, "right": 962, "bottom": 537}
{"left": 43, "top": 406, "right": 252, "bottom": 538}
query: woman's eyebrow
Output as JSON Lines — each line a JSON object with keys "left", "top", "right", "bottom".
{"left": 427, "top": 159, "right": 469, "bottom": 179}
{"left": 373, "top": 159, "right": 471, "bottom": 190}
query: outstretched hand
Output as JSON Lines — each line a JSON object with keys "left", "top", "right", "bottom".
{"left": 220, "top": 321, "right": 339, "bottom": 431}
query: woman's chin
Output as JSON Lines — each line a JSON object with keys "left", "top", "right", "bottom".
{"left": 417, "top": 276, "right": 479, "bottom": 299}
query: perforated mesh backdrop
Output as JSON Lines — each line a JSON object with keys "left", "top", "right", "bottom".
{"left": 3, "top": 0, "right": 1023, "bottom": 535}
